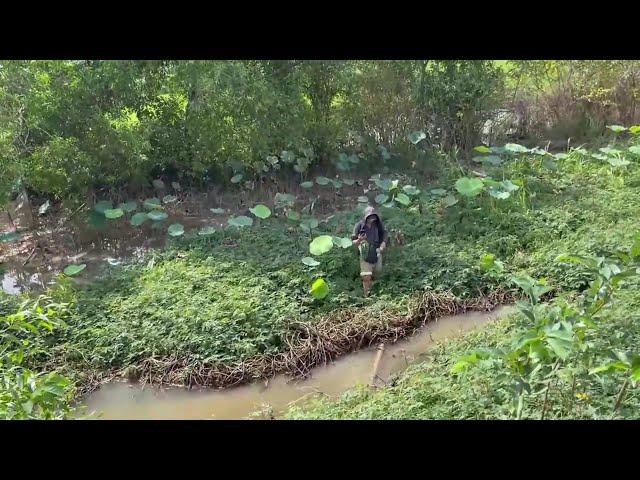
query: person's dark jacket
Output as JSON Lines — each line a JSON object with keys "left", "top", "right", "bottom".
{"left": 352, "top": 206, "right": 387, "bottom": 264}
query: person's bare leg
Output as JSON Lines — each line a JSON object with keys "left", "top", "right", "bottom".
{"left": 362, "top": 275, "right": 372, "bottom": 297}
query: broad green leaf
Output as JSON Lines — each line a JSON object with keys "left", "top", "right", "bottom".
{"left": 395, "top": 193, "right": 411, "bottom": 206}
{"left": 591, "top": 153, "right": 609, "bottom": 161}
{"left": 143, "top": 198, "right": 162, "bottom": 209}
{"left": 382, "top": 201, "right": 396, "bottom": 208}
{"left": 249, "top": 204, "right": 272, "bottom": 219}
{"left": 375, "top": 193, "right": 389, "bottom": 204}
{"left": 309, "top": 235, "right": 334, "bottom": 256}
{"left": 451, "top": 350, "right": 492, "bottom": 374}
{"left": 542, "top": 159, "right": 558, "bottom": 170}
{"left": 171, "top": 181, "right": 181, "bottom": 191}
{"left": 554, "top": 153, "right": 569, "bottom": 160}
{"left": 281, "top": 150, "right": 295, "bottom": 163}
{"left": 545, "top": 325, "right": 573, "bottom": 343}
{"left": 442, "top": 194, "right": 458, "bottom": 207}
{"left": 274, "top": 193, "right": 296, "bottom": 209}
{"left": 546, "top": 338, "right": 572, "bottom": 360}
{"left": 63, "top": 264, "right": 86, "bottom": 276}
{"left": 430, "top": 188, "right": 447, "bottom": 196}
{"left": 375, "top": 179, "right": 393, "bottom": 191}
{"left": 300, "top": 181, "right": 314, "bottom": 189}
{"left": 88, "top": 211, "right": 106, "bottom": 229}
{"left": 198, "top": 226, "right": 216, "bottom": 236}
{"left": 147, "top": 210, "right": 168, "bottom": 221}
{"left": 94, "top": 200, "right": 113, "bottom": 214}
{"left": 589, "top": 362, "right": 629, "bottom": 375}
{"left": 479, "top": 253, "right": 504, "bottom": 274}
{"left": 530, "top": 147, "right": 550, "bottom": 156}
{"left": 607, "top": 125, "right": 627, "bottom": 133}
{"left": 152, "top": 179, "right": 165, "bottom": 190}
{"left": 408, "top": 131, "right": 426, "bottom": 144}
{"left": 104, "top": 208, "right": 124, "bottom": 219}
{"left": 357, "top": 196, "right": 369, "bottom": 203}
{"left": 210, "top": 208, "right": 226, "bottom": 214}
{"left": 332, "top": 237, "right": 353, "bottom": 249}
{"left": 316, "top": 176, "right": 331, "bottom": 186}
{"left": 379, "top": 145, "right": 391, "bottom": 160}
{"left": 310, "top": 278, "right": 329, "bottom": 300}
{"left": 231, "top": 174, "right": 243, "bottom": 184}
{"left": 348, "top": 154, "right": 360, "bottom": 164}
{"left": 629, "top": 125, "right": 640, "bottom": 135}
{"left": 599, "top": 147, "right": 622, "bottom": 156}
{"left": 332, "top": 180, "right": 343, "bottom": 189}
{"left": 301, "top": 257, "right": 321, "bottom": 267}
{"left": 119, "top": 201, "right": 137, "bottom": 213}
{"left": 163, "top": 195, "right": 177, "bottom": 204}
{"left": 628, "top": 145, "right": 640, "bottom": 155}
{"left": 287, "top": 211, "right": 301, "bottom": 222}
{"left": 167, "top": 223, "right": 184, "bottom": 236}
{"left": 38, "top": 200, "right": 50, "bottom": 215}
{"left": 474, "top": 145, "right": 491, "bottom": 153}
{"left": 455, "top": 177, "right": 484, "bottom": 197}
{"left": 228, "top": 216, "right": 253, "bottom": 227}
{"left": 343, "top": 178, "right": 355, "bottom": 186}
{"left": 488, "top": 188, "right": 510, "bottom": 200}
{"left": 106, "top": 257, "right": 121, "bottom": 266}
{"left": 501, "top": 180, "right": 520, "bottom": 192}
{"left": 402, "top": 185, "right": 420, "bottom": 196}
{"left": 504, "top": 143, "right": 529, "bottom": 154}
{"left": 266, "top": 155, "right": 279, "bottom": 166}
{"left": 130, "top": 212, "right": 148, "bottom": 226}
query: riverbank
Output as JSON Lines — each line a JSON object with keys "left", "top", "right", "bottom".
{"left": 4, "top": 136, "right": 640, "bottom": 419}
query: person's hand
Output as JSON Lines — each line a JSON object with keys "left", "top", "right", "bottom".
{"left": 379, "top": 241, "right": 386, "bottom": 252}
{"left": 354, "top": 233, "right": 365, "bottom": 246}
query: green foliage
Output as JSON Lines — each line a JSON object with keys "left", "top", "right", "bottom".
{"left": 309, "top": 235, "right": 334, "bottom": 256}
{"left": 130, "top": 212, "right": 148, "bottom": 226}
{"left": 455, "top": 177, "right": 484, "bottom": 197}
{"left": 104, "top": 208, "right": 124, "bottom": 219}
{"left": 310, "top": 278, "right": 330, "bottom": 300}
{"left": 301, "top": 257, "right": 321, "bottom": 267}
{"left": 249, "top": 204, "right": 272, "bottom": 219}
{"left": 147, "top": 210, "right": 168, "bottom": 221}
{"left": 0, "top": 296, "right": 75, "bottom": 419}
{"left": 119, "top": 201, "right": 138, "bottom": 213}
{"left": 63, "top": 264, "right": 86, "bottom": 276}
{"left": 286, "top": 134, "right": 640, "bottom": 419}
{"left": 0, "top": 60, "right": 510, "bottom": 204}
{"left": 167, "top": 223, "right": 185, "bottom": 236}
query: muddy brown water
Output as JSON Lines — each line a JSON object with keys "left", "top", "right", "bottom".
{"left": 1, "top": 212, "right": 216, "bottom": 295}
{"left": 79, "top": 306, "right": 512, "bottom": 420}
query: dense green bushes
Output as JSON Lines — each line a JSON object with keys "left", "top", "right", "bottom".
{"left": 0, "top": 60, "right": 511, "bottom": 206}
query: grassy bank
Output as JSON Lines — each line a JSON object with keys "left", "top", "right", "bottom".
{"left": 286, "top": 141, "right": 640, "bottom": 419}
{"left": 4, "top": 133, "right": 640, "bottom": 420}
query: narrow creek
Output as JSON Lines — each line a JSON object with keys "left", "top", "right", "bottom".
{"left": 79, "top": 305, "right": 512, "bottom": 420}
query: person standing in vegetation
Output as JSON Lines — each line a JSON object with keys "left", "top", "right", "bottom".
{"left": 352, "top": 206, "right": 387, "bottom": 297}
